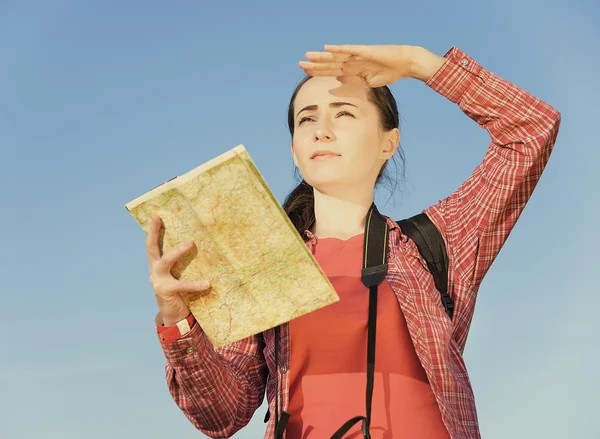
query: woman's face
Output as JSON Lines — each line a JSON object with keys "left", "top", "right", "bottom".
{"left": 291, "top": 76, "right": 398, "bottom": 194}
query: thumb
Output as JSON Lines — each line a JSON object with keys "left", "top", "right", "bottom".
{"left": 177, "top": 279, "right": 212, "bottom": 292}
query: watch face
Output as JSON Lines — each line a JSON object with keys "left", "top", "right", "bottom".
{"left": 177, "top": 318, "right": 192, "bottom": 335}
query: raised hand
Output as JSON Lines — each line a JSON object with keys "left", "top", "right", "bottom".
{"left": 298, "top": 45, "right": 445, "bottom": 86}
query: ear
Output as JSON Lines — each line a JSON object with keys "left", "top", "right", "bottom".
{"left": 291, "top": 141, "right": 299, "bottom": 167}
{"left": 380, "top": 128, "right": 400, "bottom": 159}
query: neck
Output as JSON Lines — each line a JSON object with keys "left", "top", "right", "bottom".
{"left": 310, "top": 185, "right": 374, "bottom": 240}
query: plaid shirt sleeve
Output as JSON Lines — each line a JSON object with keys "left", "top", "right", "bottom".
{"left": 159, "top": 321, "right": 268, "bottom": 438}
{"left": 423, "top": 47, "right": 561, "bottom": 345}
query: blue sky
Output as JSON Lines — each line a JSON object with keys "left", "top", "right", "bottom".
{"left": 1, "top": 0, "right": 598, "bottom": 438}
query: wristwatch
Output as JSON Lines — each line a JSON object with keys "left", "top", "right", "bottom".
{"left": 158, "top": 313, "right": 196, "bottom": 344}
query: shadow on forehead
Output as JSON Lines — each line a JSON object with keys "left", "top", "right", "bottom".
{"left": 298, "top": 76, "right": 370, "bottom": 101}
{"left": 328, "top": 82, "right": 370, "bottom": 99}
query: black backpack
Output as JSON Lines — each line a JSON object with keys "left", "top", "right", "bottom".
{"left": 396, "top": 212, "right": 454, "bottom": 319}
{"left": 267, "top": 207, "right": 454, "bottom": 438}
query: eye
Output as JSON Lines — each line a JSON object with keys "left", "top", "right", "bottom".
{"left": 336, "top": 110, "right": 355, "bottom": 118}
{"left": 298, "top": 116, "right": 314, "bottom": 126}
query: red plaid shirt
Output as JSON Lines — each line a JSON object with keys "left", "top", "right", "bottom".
{"left": 157, "top": 47, "right": 561, "bottom": 439}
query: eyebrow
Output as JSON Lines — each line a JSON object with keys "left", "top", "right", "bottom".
{"left": 296, "top": 102, "right": 358, "bottom": 119}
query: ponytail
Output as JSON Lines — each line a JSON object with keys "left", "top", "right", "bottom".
{"left": 283, "top": 179, "right": 315, "bottom": 239}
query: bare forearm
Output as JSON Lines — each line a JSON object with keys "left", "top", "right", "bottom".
{"left": 410, "top": 46, "right": 446, "bottom": 82}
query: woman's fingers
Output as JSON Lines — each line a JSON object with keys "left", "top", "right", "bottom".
{"left": 300, "top": 60, "right": 369, "bottom": 79}
{"left": 299, "top": 61, "right": 351, "bottom": 76}
{"left": 303, "top": 67, "right": 345, "bottom": 77}
{"left": 158, "top": 240, "right": 196, "bottom": 272}
{"left": 146, "top": 215, "right": 163, "bottom": 265}
{"left": 299, "top": 61, "right": 338, "bottom": 70}
{"left": 324, "top": 44, "right": 372, "bottom": 59}
{"left": 304, "top": 52, "right": 354, "bottom": 62}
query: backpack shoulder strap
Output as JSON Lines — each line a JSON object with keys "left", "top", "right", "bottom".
{"left": 396, "top": 213, "right": 454, "bottom": 320}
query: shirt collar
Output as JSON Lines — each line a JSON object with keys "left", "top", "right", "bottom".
{"left": 301, "top": 215, "right": 397, "bottom": 244}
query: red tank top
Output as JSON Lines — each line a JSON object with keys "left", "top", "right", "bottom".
{"left": 287, "top": 233, "right": 450, "bottom": 438}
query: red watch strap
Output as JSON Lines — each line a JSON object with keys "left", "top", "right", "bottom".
{"left": 157, "top": 314, "right": 196, "bottom": 344}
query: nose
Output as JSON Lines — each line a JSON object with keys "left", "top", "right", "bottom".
{"left": 313, "top": 121, "right": 336, "bottom": 142}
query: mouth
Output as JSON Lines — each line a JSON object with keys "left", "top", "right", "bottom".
{"left": 312, "top": 154, "right": 340, "bottom": 161}
{"left": 311, "top": 151, "right": 341, "bottom": 160}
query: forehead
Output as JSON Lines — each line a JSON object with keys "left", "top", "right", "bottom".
{"left": 294, "top": 77, "right": 370, "bottom": 113}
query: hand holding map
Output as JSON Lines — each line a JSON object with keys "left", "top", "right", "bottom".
{"left": 146, "top": 214, "right": 211, "bottom": 326}
{"left": 125, "top": 145, "right": 340, "bottom": 348}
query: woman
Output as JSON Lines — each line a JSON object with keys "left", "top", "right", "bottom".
{"left": 146, "top": 44, "right": 561, "bottom": 439}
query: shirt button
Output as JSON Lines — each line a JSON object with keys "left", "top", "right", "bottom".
{"left": 186, "top": 346, "right": 196, "bottom": 354}
{"left": 281, "top": 364, "right": 288, "bottom": 373}
{"left": 460, "top": 58, "right": 469, "bottom": 66}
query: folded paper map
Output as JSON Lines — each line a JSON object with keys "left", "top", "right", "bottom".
{"left": 125, "top": 145, "right": 339, "bottom": 348}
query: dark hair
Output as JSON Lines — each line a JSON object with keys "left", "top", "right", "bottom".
{"left": 283, "top": 75, "right": 405, "bottom": 238}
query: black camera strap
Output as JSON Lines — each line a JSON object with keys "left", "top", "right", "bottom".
{"left": 328, "top": 202, "right": 389, "bottom": 439}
